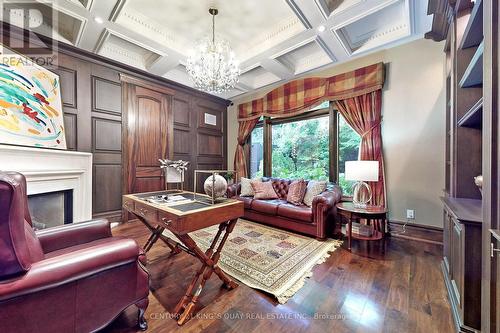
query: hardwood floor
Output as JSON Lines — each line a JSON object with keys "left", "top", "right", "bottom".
{"left": 104, "top": 220, "right": 454, "bottom": 333}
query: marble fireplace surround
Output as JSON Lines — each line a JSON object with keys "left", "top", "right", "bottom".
{"left": 0, "top": 144, "right": 92, "bottom": 223}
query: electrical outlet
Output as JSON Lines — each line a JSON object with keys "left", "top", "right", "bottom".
{"left": 406, "top": 209, "right": 415, "bottom": 220}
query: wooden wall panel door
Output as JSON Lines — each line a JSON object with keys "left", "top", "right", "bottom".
{"left": 123, "top": 82, "right": 172, "bottom": 196}
{"left": 171, "top": 94, "right": 227, "bottom": 192}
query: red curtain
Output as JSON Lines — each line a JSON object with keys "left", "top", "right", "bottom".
{"left": 234, "top": 118, "right": 260, "bottom": 179}
{"left": 334, "top": 90, "right": 386, "bottom": 207}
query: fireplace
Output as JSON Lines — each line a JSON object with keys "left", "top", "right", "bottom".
{"left": 28, "top": 190, "right": 73, "bottom": 230}
{"left": 0, "top": 144, "right": 92, "bottom": 223}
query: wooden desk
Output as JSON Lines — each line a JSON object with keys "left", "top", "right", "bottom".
{"left": 122, "top": 191, "right": 244, "bottom": 325}
{"left": 336, "top": 202, "right": 388, "bottom": 251}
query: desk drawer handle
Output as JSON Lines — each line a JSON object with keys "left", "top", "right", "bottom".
{"left": 139, "top": 208, "right": 148, "bottom": 216}
{"left": 161, "top": 217, "right": 171, "bottom": 226}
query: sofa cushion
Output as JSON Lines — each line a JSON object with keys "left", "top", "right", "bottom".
{"left": 237, "top": 196, "right": 253, "bottom": 209}
{"left": 251, "top": 199, "right": 283, "bottom": 215}
{"left": 241, "top": 177, "right": 259, "bottom": 196}
{"left": 251, "top": 181, "right": 279, "bottom": 200}
{"left": 270, "top": 178, "right": 292, "bottom": 199}
{"left": 286, "top": 179, "right": 307, "bottom": 206}
{"left": 303, "top": 181, "right": 327, "bottom": 207}
{"left": 277, "top": 203, "right": 313, "bottom": 222}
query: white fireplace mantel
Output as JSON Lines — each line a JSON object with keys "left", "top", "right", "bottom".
{"left": 0, "top": 144, "right": 92, "bottom": 222}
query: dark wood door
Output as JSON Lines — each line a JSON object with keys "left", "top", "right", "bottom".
{"left": 123, "top": 81, "right": 172, "bottom": 195}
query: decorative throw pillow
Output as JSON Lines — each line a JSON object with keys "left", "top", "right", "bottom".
{"left": 240, "top": 177, "right": 259, "bottom": 196}
{"left": 251, "top": 180, "right": 279, "bottom": 200}
{"left": 303, "top": 180, "right": 327, "bottom": 207}
{"left": 287, "top": 179, "right": 307, "bottom": 205}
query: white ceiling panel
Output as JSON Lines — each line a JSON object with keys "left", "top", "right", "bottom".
{"left": 97, "top": 33, "right": 161, "bottom": 70}
{"left": 334, "top": 0, "right": 411, "bottom": 54}
{"left": 277, "top": 40, "right": 333, "bottom": 75}
{"left": 162, "top": 65, "right": 194, "bottom": 88}
{"left": 239, "top": 66, "right": 281, "bottom": 90}
{"left": 22, "top": 0, "right": 432, "bottom": 99}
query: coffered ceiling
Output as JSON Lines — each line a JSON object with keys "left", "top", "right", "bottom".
{"left": 13, "top": 0, "right": 432, "bottom": 99}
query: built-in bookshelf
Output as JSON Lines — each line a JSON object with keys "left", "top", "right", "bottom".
{"left": 428, "top": 0, "right": 484, "bottom": 330}
{"left": 428, "top": 0, "right": 499, "bottom": 330}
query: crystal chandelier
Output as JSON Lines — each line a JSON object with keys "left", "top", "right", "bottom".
{"left": 186, "top": 8, "right": 240, "bottom": 94}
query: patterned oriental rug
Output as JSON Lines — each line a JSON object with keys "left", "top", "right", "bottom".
{"left": 163, "top": 219, "right": 342, "bottom": 304}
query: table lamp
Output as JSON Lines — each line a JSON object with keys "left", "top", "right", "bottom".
{"left": 345, "top": 160, "right": 379, "bottom": 207}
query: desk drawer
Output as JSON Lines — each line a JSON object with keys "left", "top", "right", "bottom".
{"left": 158, "top": 210, "right": 177, "bottom": 230}
{"left": 135, "top": 202, "right": 158, "bottom": 221}
{"left": 122, "top": 198, "right": 135, "bottom": 212}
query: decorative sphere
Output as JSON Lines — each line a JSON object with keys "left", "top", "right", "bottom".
{"left": 204, "top": 174, "right": 228, "bottom": 199}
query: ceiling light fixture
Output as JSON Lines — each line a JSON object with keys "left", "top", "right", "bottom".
{"left": 186, "top": 7, "right": 240, "bottom": 94}
{"left": 317, "top": 25, "right": 326, "bottom": 32}
{"left": 94, "top": 17, "right": 104, "bottom": 24}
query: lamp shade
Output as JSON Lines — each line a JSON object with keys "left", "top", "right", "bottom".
{"left": 345, "top": 161, "right": 379, "bottom": 182}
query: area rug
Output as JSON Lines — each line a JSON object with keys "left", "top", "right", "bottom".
{"left": 162, "top": 219, "right": 342, "bottom": 304}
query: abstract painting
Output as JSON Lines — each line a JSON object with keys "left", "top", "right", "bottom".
{"left": 0, "top": 47, "right": 66, "bottom": 149}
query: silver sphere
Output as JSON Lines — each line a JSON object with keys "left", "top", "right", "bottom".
{"left": 204, "top": 174, "right": 228, "bottom": 199}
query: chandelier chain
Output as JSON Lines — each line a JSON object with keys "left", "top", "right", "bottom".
{"left": 212, "top": 11, "right": 215, "bottom": 44}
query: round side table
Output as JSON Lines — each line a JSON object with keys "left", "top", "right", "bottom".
{"left": 336, "top": 202, "right": 388, "bottom": 251}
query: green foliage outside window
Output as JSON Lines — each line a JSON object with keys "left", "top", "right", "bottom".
{"left": 272, "top": 116, "right": 330, "bottom": 181}
{"left": 249, "top": 110, "right": 361, "bottom": 196}
{"left": 338, "top": 116, "right": 361, "bottom": 196}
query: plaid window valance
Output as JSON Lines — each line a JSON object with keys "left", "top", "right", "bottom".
{"left": 238, "top": 62, "right": 385, "bottom": 121}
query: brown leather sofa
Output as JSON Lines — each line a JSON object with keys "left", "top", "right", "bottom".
{"left": 227, "top": 177, "right": 342, "bottom": 240}
{"left": 0, "top": 171, "right": 150, "bottom": 333}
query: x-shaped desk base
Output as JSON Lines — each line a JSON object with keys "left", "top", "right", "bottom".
{"left": 137, "top": 216, "right": 238, "bottom": 325}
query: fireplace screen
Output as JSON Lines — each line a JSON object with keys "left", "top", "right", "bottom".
{"left": 27, "top": 190, "right": 73, "bottom": 230}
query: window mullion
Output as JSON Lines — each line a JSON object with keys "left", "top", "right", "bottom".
{"left": 329, "top": 106, "right": 339, "bottom": 183}
{"left": 263, "top": 117, "right": 272, "bottom": 177}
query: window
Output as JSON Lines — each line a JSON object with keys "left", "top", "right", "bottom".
{"left": 247, "top": 102, "right": 361, "bottom": 197}
{"left": 249, "top": 126, "right": 264, "bottom": 178}
{"left": 338, "top": 115, "right": 361, "bottom": 196}
{"left": 271, "top": 116, "right": 329, "bottom": 180}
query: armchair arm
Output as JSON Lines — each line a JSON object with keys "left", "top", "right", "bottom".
{"left": 36, "top": 219, "right": 112, "bottom": 254}
{"left": 0, "top": 237, "right": 142, "bottom": 302}
{"left": 226, "top": 183, "right": 241, "bottom": 198}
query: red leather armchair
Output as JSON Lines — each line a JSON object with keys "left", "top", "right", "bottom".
{"left": 0, "top": 171, "right": 150, "bottom": 333}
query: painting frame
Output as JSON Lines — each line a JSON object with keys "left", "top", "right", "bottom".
{"left": 0, "top": 44, "right": 67, "bottom": 150}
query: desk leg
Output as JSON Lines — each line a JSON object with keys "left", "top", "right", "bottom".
{"left": 137, "top": 217, "right": 181, "bottom": 254}
{"left": 173, "top": 219, "right": 238, "bottom": 326}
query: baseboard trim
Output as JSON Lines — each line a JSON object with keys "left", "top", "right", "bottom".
{"left": 92, "top": 210, "right": 122, "bottom": 223}
{"left": 388, "top": 220, "right": 443, "bottom": 245}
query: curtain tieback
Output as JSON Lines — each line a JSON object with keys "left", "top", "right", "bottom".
{"left": 360, "top": 119, "right": 382, "bottom": 138}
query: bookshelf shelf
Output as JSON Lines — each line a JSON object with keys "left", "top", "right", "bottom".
{"left": 458, "top": 97, "right": 483, "bottom": 128}
{"left": 460, "top": 0, "right": 483, "bottom": 49}
{"left": 459, "top": 40, "right": 484, "bottom": 88}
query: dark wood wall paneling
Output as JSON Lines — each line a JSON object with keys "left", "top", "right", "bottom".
{"left": 172, "top": 92, "right": 228, "bottom": 192}
{"left": 90, "top": 68, "right": 123, "bottom": 221}
{"left": 52, "top": 54, "right": 124, "bottom": 221}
